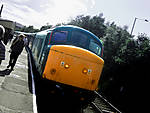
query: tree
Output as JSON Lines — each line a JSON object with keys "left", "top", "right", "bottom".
{"left": 40, "top": 25, "right": 52, "bottom": 31}
{"left": 15, "top": 25, "right": 39, "bottom": 33}
{"left": 68, "top": 14, "right": 150, "bottom": 112}
{"left": 68, "top": 14, "right": 106, "bottom": 38}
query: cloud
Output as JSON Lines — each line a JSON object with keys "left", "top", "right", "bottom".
{"left": 2, "top": 1, "right": 45, "bottom": 27}
{"left": 10, "top": 0, "right": 30, "bottom": 3}
{"left": 42, "top": 0, "right": 88, "bottom": 24}
{"left": 91, "top": 0, "right": 96, "bottom": 7}
{"left": 1, "top": 0, "right": 96, "bottom": 28}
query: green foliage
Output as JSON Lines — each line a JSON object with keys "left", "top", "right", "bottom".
{"left": 67, "top": 14, "right": 150, "bottom": 77}
{"left": 15, "top": 25, "right": 39, "bottom": 33}
{"left": 40, "top": 25, "right": 52, "bottom": 31}
{"left": 67, "top": 14, "right": 150, "bottom": 112}
{"left": 68, "top": 14, "right": 106, "bottom": 38}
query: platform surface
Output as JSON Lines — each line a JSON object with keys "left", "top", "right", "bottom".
{"left": 0, "top": 43, "right": 33, "bottom": 113}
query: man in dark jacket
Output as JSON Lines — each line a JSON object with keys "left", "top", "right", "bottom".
{"left": 0, "top": 25, "right": 5, "bottom": 65}
{"left": 7, "top": 34, "right": 25, "bottom": 71}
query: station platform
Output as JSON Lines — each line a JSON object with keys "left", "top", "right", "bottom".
{"left": 0, "top": 43, "right": 33, "bottom": 113}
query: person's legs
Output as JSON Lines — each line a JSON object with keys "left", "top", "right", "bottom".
{"left": 10, "top": 54, "right": 19, "bottom": 70}
{"left": 7, "top": 53, "right": 14, "bottom": 68}
{"left": 0, "top": 60, "right": 2, "bottom": 65}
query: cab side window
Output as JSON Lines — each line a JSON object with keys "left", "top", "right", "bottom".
{"left": 89, "top": 39, "right": 102, "bottom": 56}
{"left": 31, "top": 34, "right": 46, "bottom": 62}
{"left": 32, "top": 38, "right": 37, "bottom": 54}
{"left": 36, "top": 38, "right": 44, "bottom": 59}
{"left": 32, "top": 38, "right": 39, "bottom": 61}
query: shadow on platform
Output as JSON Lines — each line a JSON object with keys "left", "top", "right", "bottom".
{"left": 0, "top": 69, "right": 12, "bottom": 76}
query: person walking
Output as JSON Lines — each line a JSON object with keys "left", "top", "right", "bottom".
{"left": 7, "top": 34, "right": 25, "bottom": 71}
{"left": 0, "top": 25, "right": 5, "bottom": 65}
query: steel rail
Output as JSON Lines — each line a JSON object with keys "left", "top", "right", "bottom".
{"left": 94, "top": 91, "right": 122, "bottom": 113}
{"left": 90, "top": 102, "right": 103, "bottom": 113}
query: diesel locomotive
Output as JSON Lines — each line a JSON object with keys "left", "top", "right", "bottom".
{"left": 29, "top": 25, "right": 104, "bottom": 108}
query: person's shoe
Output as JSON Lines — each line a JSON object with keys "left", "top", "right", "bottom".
{"left": 10, "top": 67, "right": 14, "bottom": 71}
{"left": 7, "top": 65, "right": 10, "bottom": 68}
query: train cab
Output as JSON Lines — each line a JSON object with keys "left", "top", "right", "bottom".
{"left": 30, "top": 25, "right": 104, "bottom": 107}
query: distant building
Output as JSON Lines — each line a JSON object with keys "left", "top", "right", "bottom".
{"left": 0, "top": 18, "right": 24, "bottom": 44}
{"left": 15, "top": 22, "right": 25, "bottom": 29}
{"left": 0, "top": 18, "right": 15, "bottom": 31}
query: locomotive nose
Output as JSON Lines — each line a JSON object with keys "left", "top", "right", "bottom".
{"left": 43, "top": 45, "right": 104, "bottom": 91}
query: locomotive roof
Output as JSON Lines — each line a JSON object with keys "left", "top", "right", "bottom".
{"left": 62, "top": 26, "right": 100, "bottom": 41}
{"left": 39, "top": 25, "right": 103, "bottom": 44}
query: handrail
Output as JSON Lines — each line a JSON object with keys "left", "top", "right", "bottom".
{"left": 26, "top": 47, "right": 38, "bottom": 113}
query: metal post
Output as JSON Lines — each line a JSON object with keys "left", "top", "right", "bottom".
{"left": 131, "top": 17, "right": 149, "bottom": 36}
{"left": 131, "top": 17, "right": 137, "bottom": 36}
{"left": 0, "top": 4, "right": 3, "bottom": 17}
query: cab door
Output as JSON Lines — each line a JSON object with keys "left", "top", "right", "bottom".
{"left": 37, "top": 33, "right": 50, "bottom": 74}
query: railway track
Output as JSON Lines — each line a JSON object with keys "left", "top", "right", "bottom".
{"left": 89, "top": 91, "right": 122, "bottom": 113}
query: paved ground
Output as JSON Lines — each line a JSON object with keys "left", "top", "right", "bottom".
{"left": 0, "top": 43, "right": 33, "bottom": 113}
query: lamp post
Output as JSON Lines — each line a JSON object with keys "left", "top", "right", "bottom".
{"left": 131, "top": 17, "right": 149, "bottom": 36}
{"left": 0, "top": 4, "right": 3, "bottom": 17}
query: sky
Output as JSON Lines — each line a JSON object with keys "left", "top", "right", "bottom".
{"left": 1, "top": 0, "right": 150, "bottom": 37}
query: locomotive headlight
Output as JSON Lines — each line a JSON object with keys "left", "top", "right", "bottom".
{"left": 64, "top": 64, "right": 69, "bottom": 69}
{"left": 82, "top": 68, "right": 88, "bottom": 74}
{"left": 82, "top": 68, "right": 92, "bottom": 74}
